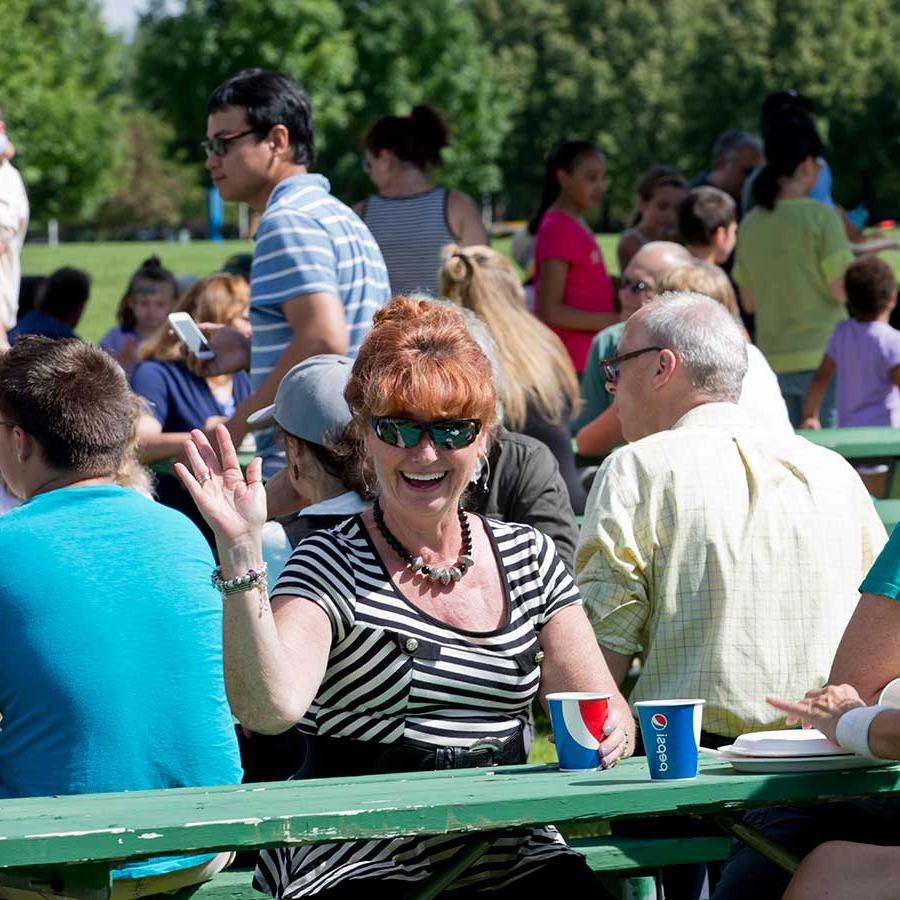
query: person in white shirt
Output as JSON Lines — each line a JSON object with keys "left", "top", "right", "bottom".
{"left": 0, "top": 107, "right": 29, "bottom": 350}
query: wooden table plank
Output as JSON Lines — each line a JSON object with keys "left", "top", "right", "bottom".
{"left": 2, "top": 758, "right": 900, "bottom": 869}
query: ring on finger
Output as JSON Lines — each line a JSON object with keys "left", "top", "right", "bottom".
{"left": 197, "top": 471, "right": 212, "bottom": 485}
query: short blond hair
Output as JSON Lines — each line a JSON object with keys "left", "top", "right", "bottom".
{"left": 657, "top": 262, "right": 739, "bottom": 319}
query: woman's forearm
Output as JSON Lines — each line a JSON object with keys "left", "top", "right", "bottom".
{"left": 576, "top": 406, "right": 624, "bottom": 457}
{"left": 218, "top": 538, "right": 318, "bottom": 733}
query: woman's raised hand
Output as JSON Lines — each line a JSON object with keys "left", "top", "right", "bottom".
{"left": 174, "top": 424, "right": 266, "bottom": 544}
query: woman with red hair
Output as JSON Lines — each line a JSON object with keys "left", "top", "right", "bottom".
{"left": 178, "top": 296, "right": 631, "bottom": 897}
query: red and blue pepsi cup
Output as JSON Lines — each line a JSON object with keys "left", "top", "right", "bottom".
{"left": 635, "top": 699, "right": 706, "bottom": 780}
{"left": 547, "top": 692, "right": 611, "bottom": 772}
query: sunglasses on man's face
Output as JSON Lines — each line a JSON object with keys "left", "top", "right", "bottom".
{"left": 201, "top": 129, "right": 256, "bottom": 158}
{"left": 620, "top": 278, "right": 654, "bottom": 295}
{"left": 600, "top": 346, "right": 664, "bottom": 385}
{"left": 370, "top": 416, "right": 482, "bottom": 450}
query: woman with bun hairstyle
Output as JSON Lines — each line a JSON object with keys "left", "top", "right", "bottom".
{"left": 358, "top": 105, "right": 488, "bottom": 295}
{"left": 440, "top": 243, "right": 586, "bottom": 513}
{"left": 531, "top": 141, "right": 617, "bottom": 374}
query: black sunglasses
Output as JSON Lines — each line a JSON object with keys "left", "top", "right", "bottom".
{"left": 201, "top": 129, "right": 256, "bottom": 158}
{"left": 620, "top": 278, "right": 654, "bottom": 295}
{"left": 370, "top": 416, "right": 481, "bottom": 450}
{"left": 600, "top": 346, "right": 664, "bottom": 384}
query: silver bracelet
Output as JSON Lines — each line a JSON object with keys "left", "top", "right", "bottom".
{"left": 211, "top": 562, "right": 268, "bottom": 596}
{"left": 834, "top": 704, "right": 886, "bottom": 758}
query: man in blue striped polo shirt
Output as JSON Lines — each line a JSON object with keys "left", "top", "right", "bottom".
{"left": 204, "top": 69, "right": 390, "bottom": 477}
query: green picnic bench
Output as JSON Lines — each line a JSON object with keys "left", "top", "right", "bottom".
{"left": 3, "top": 756, "right": 900, "bottom": 900}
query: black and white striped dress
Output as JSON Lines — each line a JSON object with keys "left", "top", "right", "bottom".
{"left": 253, "top": 514, "right": 582, "bottom": 897}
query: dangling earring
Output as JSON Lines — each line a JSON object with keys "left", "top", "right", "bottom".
{"left": 362, "top": 460, "right": 376, "bottom": 498}
{"left": 479, "top": 452, "right": 491, "bottom": 494}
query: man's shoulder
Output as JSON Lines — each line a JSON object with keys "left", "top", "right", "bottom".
{"left": 263, "top": 174, "right": 354, "bottom": 226}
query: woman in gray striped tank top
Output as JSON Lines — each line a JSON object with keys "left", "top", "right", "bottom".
{"left": 357, "top": 105, "right": 488, "bottom": 295}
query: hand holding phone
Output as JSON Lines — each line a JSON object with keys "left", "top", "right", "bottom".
{"left": 168, "top": 312, "right": 216, "bottom": 361}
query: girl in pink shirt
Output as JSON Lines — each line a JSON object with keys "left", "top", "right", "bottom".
{"left": 532, "top": 141, "right": 617, "bottom": 373}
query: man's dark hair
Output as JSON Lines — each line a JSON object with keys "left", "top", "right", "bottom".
{"left": 208, "top": 68, "right": 315, "bottom": 166}
{"left": 712, "top": 130, "right": 762, "bottom": 163}
{"left": 679, "top": 187, "right": 736, "bottom": 246}
{"left": 845, "top": 256, "right": 898, "bottom": 320}
{"left": 0, "top": 337, "right": 134, "bottom": 475}
{"left": 37, "top": 267, "right": 90, "bottom": 321}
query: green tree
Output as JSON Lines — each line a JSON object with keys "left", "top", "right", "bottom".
{"left": 0, "top": 0, "right": 124, "bottom": 223}
{"left": 132, "top": 0, "right": 357, "bottom": 172}
{"left": 133, "top": 0, "right": 509, "bottom": 209}
{"left": 479, "top": 0, "right": 900, "bottom": 222}
{"left": 94, "top": 111, "right": 205, "bottom": 237}
{"left": 322, "top": 0, "right": 513, "bottom": 206}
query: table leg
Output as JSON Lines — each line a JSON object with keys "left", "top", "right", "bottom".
{"left": 402, "top": 836, "right": 494, "bottom": 900}
{"left": 714, "top": 814, "right": 801, "bottom": 874}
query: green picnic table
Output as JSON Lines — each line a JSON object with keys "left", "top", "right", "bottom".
{"left": 3, "top": 756, "right": 900, "bottom": 900}
{"left": 795, "top": 426, "right": 900, "bottom": 460}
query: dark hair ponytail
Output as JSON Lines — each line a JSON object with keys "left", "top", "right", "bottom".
{"left": 528, "top": 140, "right": 601, "bottom": 234}
{"left": 753, "top": 117, "right": 825, "bottom": 211}
{"left": 116, "top": 256, "right": 178, "bottom": 330}
{"left": 364, "top": 104, "right": 449, "bottom": 170}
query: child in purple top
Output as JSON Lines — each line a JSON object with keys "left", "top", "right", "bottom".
{"left": 802, "top": 256, "right": 900, "bottom": 494}
{"left": 100, "top": 257, "right": 177, "bottom": 376}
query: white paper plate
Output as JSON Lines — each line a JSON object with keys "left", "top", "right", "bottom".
{"left": 714, "top": 751, "right": 896, "bottom": 774}
{"left": 718, "top": 743, "right": 852, "bottom": 760}
{"left": 726, "top": 729, "right": 846, "bottom": 758}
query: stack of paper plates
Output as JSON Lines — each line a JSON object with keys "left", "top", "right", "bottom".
{"left": 709, "top": 729, "right": 893, "bottom": 773}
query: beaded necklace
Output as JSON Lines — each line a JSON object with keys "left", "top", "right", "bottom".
{"left": 372, "top": 497, "right": 474, "bottom": 585}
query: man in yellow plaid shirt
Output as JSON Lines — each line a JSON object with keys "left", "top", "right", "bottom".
{"left": 576, "top": 292, "right": 886, "bottom": 745}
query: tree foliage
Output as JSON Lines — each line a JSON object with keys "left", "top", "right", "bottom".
{"left": 94, "top": 111, "right": 204, "bottom": 236}
{"left": 7, "top": 0, "right": 900, "bottom": 227}
{"left": 132, "top": 0, "right": 357, "bottom": 169}
{"left": 477, "top": 0, "right": 900, "bottom": 221}
{"left": 132, "top": 0, "right": 511, "bottom": 205}
{"left": 0, "top": 0, "right": 124, "bottom": 223}
{"left": 320, "top": 0, "right": 513, "bottom": 205}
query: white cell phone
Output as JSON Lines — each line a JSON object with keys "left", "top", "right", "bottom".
{"left": 168, "top": 312, "right": 216, "bottom": 360}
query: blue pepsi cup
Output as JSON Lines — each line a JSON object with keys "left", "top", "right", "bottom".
{"left": 547, "top": 692, "right": 611, "bottom": 772}
{"left": 635, "top": 699, "right": 705, "bottom": 780}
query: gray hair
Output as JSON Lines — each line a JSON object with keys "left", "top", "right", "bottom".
{"left": 712, "top": 129, "right": 763, "bottom": 162}
{"left": 638, "top": 292, "right": 748, "bottom": 401}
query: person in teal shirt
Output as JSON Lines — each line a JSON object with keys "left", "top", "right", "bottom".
{"left": 0, "top": 336, "right": 241, "bottom": 888}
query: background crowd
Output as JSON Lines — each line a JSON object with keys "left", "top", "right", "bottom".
{"left": 3, "top": 65, "right": 900, "bottom": 900}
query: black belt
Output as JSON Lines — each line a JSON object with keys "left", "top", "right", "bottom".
{"left": 293, "top": 730, "right": 526, "bottom": 780}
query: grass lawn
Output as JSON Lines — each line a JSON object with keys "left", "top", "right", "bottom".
{"left": 21, "top": 240, "right": 253, "bottom": 343}
{"left": 20, "top": 234, "right": 625, "bottom": 344}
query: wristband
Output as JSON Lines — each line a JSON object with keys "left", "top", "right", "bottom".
{"left": 834, "top": 705, "right": 886, "bottom": 758}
